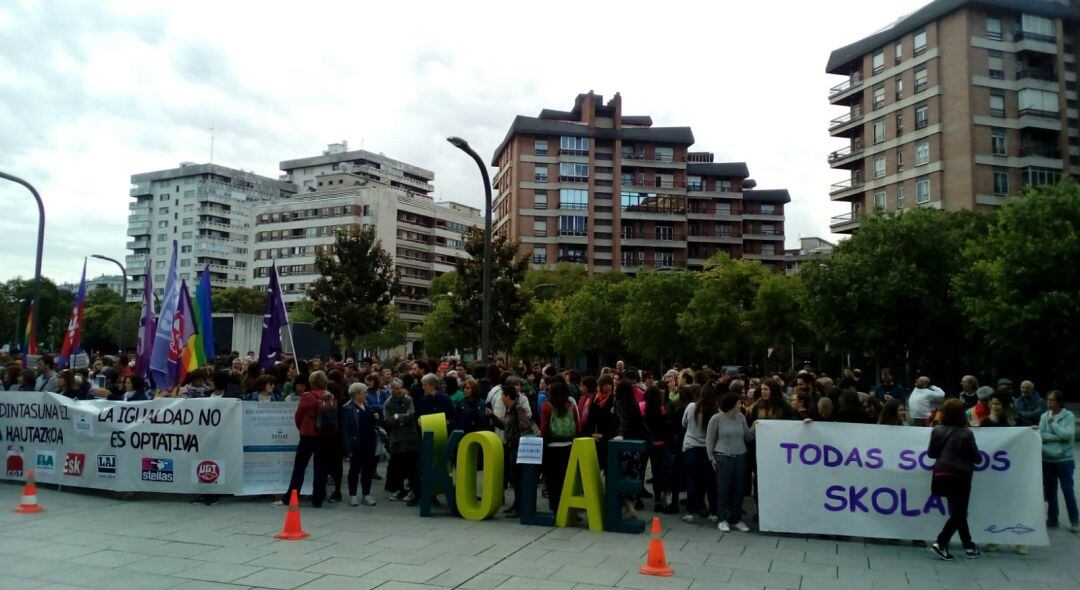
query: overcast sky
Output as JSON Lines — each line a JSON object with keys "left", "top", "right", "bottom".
{"left": 0, "top": 0, "right": 929, "bottom": 284}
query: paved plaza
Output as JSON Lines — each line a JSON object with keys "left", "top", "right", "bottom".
{"left": 0, "top": 481, "right": 1078, "bottom": 590}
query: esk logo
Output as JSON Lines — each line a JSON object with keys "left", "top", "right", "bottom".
{"left": 63, "top": 453, "right": 85, "bottom": 476}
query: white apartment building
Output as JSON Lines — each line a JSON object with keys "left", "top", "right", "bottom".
{"left": 280, "top": 141, "right": 436, "bottom": 197}
{"left": 126, "top": 163, "right": 295, "bottom": 301}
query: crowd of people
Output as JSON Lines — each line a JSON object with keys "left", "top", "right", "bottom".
{"left": 2, "top": 351, "right": 1076, "bottom": 557}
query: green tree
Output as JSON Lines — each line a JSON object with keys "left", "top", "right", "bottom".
{"left": 308, "top": 226, "right": 399, "bottom": 343}
{"left": 357, "top": 309, "right": 408, "bottom": 352}
{"left": 289, "top": 298, "right": 316, "bottom": 323}
{"left": 677, "top": 255, "right": 770, "bottom": 364}
{"left": 514, "top": 299, "right": 563, "bottom": 361}
{"left": 747, "top": 274, "right": 809, "bottom": 372}
{"left": 81, "top": 288, "right": 137, "bottom": 354}
{"left": 955, "top": 180, "right": 1080, "bottom": 388}
{"left": 428, "top": 271, "right": 459, "bottom": 299}
{"left": 0, "top": 277, "right": 71, "bottom": 351}
{"left": 800, "top": 208, "right": 987, "bottom": 381}
{"left": 524, "top": 263, "right": 589, "bottom": 301}
{"left": 620, "top": 270, "right": 700, "bottom": 364}
{"left": 450, "top": 227, "right": 530, "bottom": 354}
{"left": 212, "top": 286, "right": 265, "bottom": 315}
{"left": 554, "top": 279, "right": 630, "bottom": 365}
{"left": 421, "top": 298, "right": 456, "bottom": 357}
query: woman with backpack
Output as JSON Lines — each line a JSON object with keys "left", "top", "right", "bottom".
{"left": 276, "top": 370, "right": 338, "bottom": 508}
{"left": 541, "top": 380, "right": 579, "bottom": 513}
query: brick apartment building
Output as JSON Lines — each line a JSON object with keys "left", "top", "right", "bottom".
{"left": 491, "top": 92, "right": 791, "bottom": 272}
{"left": 827, "top": 0, "right": 1080, "bottom": 233}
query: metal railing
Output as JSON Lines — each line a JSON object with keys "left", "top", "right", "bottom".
{"left": 830, "top": 178, "right": 865, "bottom": 194}
{"left": 829, "top": 76, "right": 862, "bottom": 97}
{"left": 830, "top": 211, "right": 861, "bottom": 226}
{"left": 1019, "top": 107, "right": 1059, "bottom": 119}
{"left": 559, "top": 149, "right": 589, "bottom": 156}
{"left": 1017, "top": 69, "right": 1057, "bottom": 82}
{"left": 829, "top": 110, "right": 863, "bottom": 129}
{"left": 1014, "top": 31, "right": 1056, "bottom": 44}
{"left": 1019, "top": 144, "right": 1062, "bottom": 158}
{"left": 828, "top": 145, "right": 864, "bottom": 163}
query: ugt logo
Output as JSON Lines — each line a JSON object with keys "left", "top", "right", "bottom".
{"left": 63, "top": 453, "right": 85, "bottom": 476}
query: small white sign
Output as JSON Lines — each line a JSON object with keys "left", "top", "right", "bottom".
{"left": 72, "top": 414, "right": 94, "bottom": 437}
{"left": 516, "top": 436, "right": 543, "bottom": 465}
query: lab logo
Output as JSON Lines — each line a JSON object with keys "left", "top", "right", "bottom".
{"left": 97, "top": 455, "right": 117, "bottom": 478}
{"left": 6, "top": 445, "right": 24, "bottom": 478}
{"left": 141, "top": 457, "right": 174, "bottom": 482}
{"left": 193, "top": 460, "right": 223, "bottom": 485}
{"left": 63, "top": 453, "right": 86, "bottom": 476}
{"left": 34, "top": 451, "right": 56, "bottom": 475}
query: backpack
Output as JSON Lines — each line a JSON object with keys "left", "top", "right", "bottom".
{"left": 315, "top": 392, "right": 338, "bottom": 432}
{"left": 549, "top": 406, "right": 576, "bottom": 439}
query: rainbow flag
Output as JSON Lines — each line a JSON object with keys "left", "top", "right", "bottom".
{"left": 22, "top": 307, "right": 37, "bottom": 356}
{"left": 176, "top": 280, "right": 200, "bottom": 387}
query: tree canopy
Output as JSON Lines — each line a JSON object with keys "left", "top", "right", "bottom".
{"left": 308, "top": 226, "right": 399, "bottom": 344}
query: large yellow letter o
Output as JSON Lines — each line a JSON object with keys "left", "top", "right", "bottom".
{"left": 455, "top": 431, "right": 504, "bottom": 520}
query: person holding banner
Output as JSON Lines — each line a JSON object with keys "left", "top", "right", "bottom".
{"left": 1039, "top": 390, "right": 1078, "bottom": 533}
{"left": 927, "top": 399, "right": 981, "bottom": 561}
{"left": 706, "top": 393, "right": 755, "bottom": 533}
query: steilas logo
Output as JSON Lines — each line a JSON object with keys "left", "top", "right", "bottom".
{"left": 63, "top": 453, "right": 85, "bottom": 476}
{"left": 196, "top": 460, "right": 219, "bottom": 484}
{"left": 141, "top": 457, "right": 174, "bottom": 482}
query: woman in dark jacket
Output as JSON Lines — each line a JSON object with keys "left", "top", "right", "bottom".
{"left": 341, "top": 383, "right": 378, "bottom": 507}
{"left": 583, "top": 374, "right": 620, "bottom": 467}
{"left": 614, "top": 379, "right": 648, "bottom": 519}
{"left": 927, "top": 398, "right": 981, "bottom": 561}
{"left": 384, "top": 378, "right": 420, "bottom": 504}
{"left": 451, "top": 378, "right": 489, "bottom": 434}
{"left": 278, "top": 370, "right": 336, "bottom": 508}
{"left": 643, "top": 385, "right": 673, "bottom": 512}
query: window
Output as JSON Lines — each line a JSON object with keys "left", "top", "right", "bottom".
{"left": 988, "top": 50, "right": 1004, "bottom": 79}
{"left": 915, "top": 103, "right": 929, "bottom": 128}
{"left": 991, "top": 127, "right": 1007, "bottom": 155}
{"left": 559, "top": 188, "right": 588, "bottom": 210}
{"left": 156, "top": 247, "right": 166, "bottom": 255}
{"left": 687, "top": 175, "right": 703, "bottom": 191}
{"left": 895, "top": 76, "right": 903, "bottom": 99}
{"left": 760, "top": 244, "right": 775, "bottom": 256}
{"left": 156, "top": 233, "right": 167, "bottom": 242}
{"left": 182, "top": 217, "right": 193, "bottom": 226}
{"left": 872, "top": 49, "right": 885, "bottom": 74}
{"left": 761, "top": 204, "right": 776, "bottom": 215}
{"left": 896, "top": 112, "right": 904, "bottom": 135}
{"left": 896, "top": 147, "right": 904, "bottom": 170}
{"left": 534, "top": 165, "right": 548, "bottom": 182}
{"left": 914, "top": 29, "right": 927, "bottom": 54}
{"left": 557, "top": 246, "right": 586, "bottom": 264}
{"left": 157, "top": 220, "right": 168, "bottom": 228}
{"left": 180, "top": 258, "right": 191, "bottom": 268}
{"left": 654, "top": 147, "right": 674, "bottom": 162}
{"left": 532, "top": 246, "right": 547, "bottom": 264}
{"left": 534, "top": 139, "right": 549, "bottom": 156}
{"left": 532, "top": 219, "right": 546, "bottom": 237}
{"left": 987, "top": 16, "right": 1002, "bottom": 41}
{"left": 559, "top": 162, "right": 589, "bottom": 181}
{"left": 914, "top": 67, "right": 928, "bottom": 92}
{"left": 875, "top": 189, "right": 887, "bottom": 209}
{"left": 990, "top": 90, "right": 1005, "bottom": 117}
{"left": 1022, "top": 166, "right": 1061, "bottom": 187}
{"left": 158, "top": 207, "right": 169, "bottom": 214}
{"left": 874, "top": 154, "right": 886, "bottom": 178}
{"left": 873, "top": 85, "right": 885, "bottom": 110}
{"left": 655, "top": 225, "right": 674, "bottom": 241}
{"left": 915, "top": 140, "right": 930, "bottom": 165}
{"left": 872, "top": 119, "right": 886, "bottom": 144}
{"left": 993, "top": 168, "right": 1009, "bottom": 195}
{"left": 181, "top": 231, "right": 192, "bottom": 239}
{"left": 717, "top": 179, "right": 732, "bottom": 192}
{"left": 895, "top": 40, "right": 903, "bottom": 64}
{"left": 916, "top": 176, "right": 931, "bottom": 203}
{"left": 559, "top": 136, "right": 589, "bottom": 155}
{"left": 533, "top": 190, "right": 548, "bottom": 209}
{"left": 1018, "top": 89, "right": 1060, "bottom": 115}
{"left": 897, "top": 185, "right": 906, "bottom": 209}
{"left": 181, "top": 245, "right": 192, "bottom": 253}
{"left": 716, "top": 201, "right": 732, "bottom": 215}
{"left": 155, "top": 261, "right": 165, "bottom": 269}
{"left": 1019, "top": 14, "right": 1054, "bottom": 42}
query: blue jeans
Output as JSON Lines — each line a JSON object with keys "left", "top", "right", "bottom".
{"left": 1043, "top": 460, "right": 1079, "bottom": 525}
{"left": 713, "top": 453, "right": 747, "bottom": 524}
{"left": 683, "top": 447, "right": 715, "bottom": 515}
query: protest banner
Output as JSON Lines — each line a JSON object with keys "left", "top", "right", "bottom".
{"left": 239, "top": 401, "right": 311, "bottom": 496}
{"left": 0, "top": 391, "right": 243, "bottom": 494}
{"left": 756, "top": 421, "right": 1048, "bottom": 545}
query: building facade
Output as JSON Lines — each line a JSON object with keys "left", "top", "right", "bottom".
{"left": 491, "top": 92, "right": 791, "bottom": 272}
{"left": 827, "top": 0, "right": 1080, "bottom": 233}
{"left": 784, "top": 237, "right": 836, "bottom": 275}
{"left": 59, "top": 274, "right": 125, "bottom": 297}
{"left": 126, "top": 163, "right": 295, "bottom": 301}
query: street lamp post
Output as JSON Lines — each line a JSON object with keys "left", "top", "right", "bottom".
{"left": 0, "top": 171, "right": 45, "bottom": 355}
{"left": 90, "top": 254, "right": 128, "bottom": 354}
{"left": 446, "top": 137, "right": 493, "bottom": 364}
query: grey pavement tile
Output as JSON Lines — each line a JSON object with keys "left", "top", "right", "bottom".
{"left": 189, "top": 546, "right": 275, "bottom": 565}
{"left": 573, "top": 585, "right": 621, "bottom": 590}
{"left": 489, "top": 559, "right": 558, "bottom": 579}
{"left": 716, "top": 570, "right": 801, "bottom": 590}
{"left": 425, "top": 566, "right": 493, "bottom": 588}
{"left": 678, "top": 541, "right": 745, "bottom": 557}
{"left": 302, "top": 557, "right": 385, "bottom": 577}
{"left": 363, "top": 547, "right": 441, "bottom": 565}
{"left": 614, "top": 574, "right": 694, "bottom": 590}
{"left": 544, "top": 548, "right": 619, "bottom": 567}
{"left": 371, "top": 583, "right": 445, "bottom": 590}
{"left": 361, "top": 563, "right": 448, "bottom": 583}
{"left": 701, "top": 554, "right": 772, "bottom": 572}
{"left": 768, "top": 559, "right": 837, "bottom": 578}
{"left": 231, "top": 568, "right": 323, "bottom": 590}
{"left": 173, "top": 561, "right": 264, "bottom": 583}
{"left": 261, "top": 540, "right": 337, "bottom": 555}
{"left": 36, "top": 564, "right": 117, "bottom": 587}
{"left": 803, "top": 579, "right": 911, "bottom": 590}
{"left": 293, "top": 575, "right": 383, "bottom": 590}
{"left": 374, "top": 535, "right": 439, "bottom": 550}
{"left": 216, "top": 534, "right": 278, "bottom": 549}
{"left": 16, "top": 542, "right": 102, "bottom": 559}
{"left": 244, "top": 552, "right": 332, "bottom": 571}
{"left": 168, "top": 582, "right": 260, "bottom": 590}
{"left": 657, "top": 563, "right": 734, "bottom": 581}
{"left": 85, "top": 571, "right": 187, "bottom": 590}
{"left": 656, "top": 550, "right": 707, "bottom": 565}
{"left": 458, "top": 573, "right": 511, "bottom": 590}
{"left": 495, "top": 577, "right": 576, "bottom": 590}
{"left": 687, "top": 581, "right": 763, "bottom": 590}
{"left": 123, "top": 555, "right": 201, "bottom": 575}
{"left": 70, "top": 549, "right": 152, "bottom": 568}
{"left": 979, "top": 582, "right": 1054, "bottom": 590}
{"left": 550, "top": 565, "right": 628, "bottom": 586}
{"left": 133, "top": 541, "right": 223, "bottom": 558}
{"left": 1004, "top": 569, "right": 1080, "bottom": 585}
{"left": 0, "top": 538, "right": 50, "bottom": 554}
{"left": 0, "top": 578, "right": 49, "bottom": 590}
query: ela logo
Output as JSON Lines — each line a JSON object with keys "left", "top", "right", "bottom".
{"left": 141, "top": 457, "right": 174, "bottom": 482}
{"left": 97, "top": 455, "right": 117, "bottom": 478}
{"left": 193, "top": 460, "right": 223, "bottom": 485}
{"left": 63, "top": 453, "right": 85, "bottom": 476}
{"left": 35, "top": 451, "right": 56, "bottom": 475}
{"left": 5, "top": 446, "right": 24, "bottom": 478}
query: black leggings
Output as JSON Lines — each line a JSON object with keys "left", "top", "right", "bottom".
{"left": 386, "top": 450, "right": 418, "bottom": 493}
{"left": 347, "top": 449, "right": 377, "bottom": 497}
{"left": 282, "top": 435, "right": 332, "bottom": 506}
{"left": 935, "top": 475, "right": 974, "bottom": 549}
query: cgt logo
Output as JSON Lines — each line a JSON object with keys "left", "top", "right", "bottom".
{"left": 35, "top": 451, "right": 56, "bottom": 475}
{"left": 141, "top": 457, "right": 174, "bottom": 482}
{"left": 6, "top": 445, "right": 24, "bottom": 478}
{"left": 63, "top": 453, "right": 86, "bottom": 476}
{"left": 194, "top": 460, "right": 224, "bottom": 485}
{"left": 97, "top": 455, "right": 117, "bottom": 478}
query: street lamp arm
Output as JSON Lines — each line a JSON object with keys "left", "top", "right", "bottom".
{"left": 91, "top": 254, "right": 129, "bottom": 354}
{"left": 447, "top": 137, "right": 493, "bottom": 363}
{"left": 0, "top": 171, "right": 45, "bottom": 355}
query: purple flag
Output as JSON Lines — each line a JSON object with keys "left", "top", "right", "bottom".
{"left": 150, "top": 242, "right": 180, "bottom": 392}
{"left": 134, "top": 259, "right": 155, "bottom": 379}
{"left": 169, "top": 281, "right": 198, "bottom": 387}
{"left": 258, "top": 264, "right": 289, "bottom": 370}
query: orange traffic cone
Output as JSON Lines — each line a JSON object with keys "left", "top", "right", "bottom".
{"left": 639, "top": 516, "right": 673, "bottom": 576}
{"left": 13, "top": 469, "right": 44, "bottom": 514}
{"left": 274, "top": 490, "right": 309, "bottom": 540}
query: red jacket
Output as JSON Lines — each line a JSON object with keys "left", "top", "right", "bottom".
{"left": 296, "top": 389, "right": 335, "bottom": 436}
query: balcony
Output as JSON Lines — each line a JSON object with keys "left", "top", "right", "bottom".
{"left": 558, "top": 148, "right": 589, "bottom": 157}
{"left": 742, "top": 227, "right": 784, "bottom": 240}
{"left": 829, "top": 77, "right": 862, "bottom": 98}
{"left": 1019, "top": 107, "right": 1060, "bottom": 120}
{"left": 619, "top": 230, "right": 688, "bottom": 241}
{"left": 828, "top": 145, "right": 864, "bottom": 167}
{"left": 126, "top": 238, "right": 150, "bottom": 250}
{"left": 829, "top": 111, "right": 863, "bottom": 136}
{"left": 1017, "top": 69, "right": 1057, "bottom": 82}
{"left": 125, "top": 254, "right": 148, "bottom": 266}
{"left": 1014, "top": 31, "right": 1055, "bottom": 44}
{"left": 1019, "top": 144, "right": 1062, "bottom": 159}
{"left": 830, "top": 211, "right": 861, "bottom": 234}
{"left": 623, "top": 179, "right": 687, "bottom": 192}
{"left": 127, "top": 222, "right": 151, "bottom": 236}
{"left": 830, "top": 177, "right": 865, "bottom": 197}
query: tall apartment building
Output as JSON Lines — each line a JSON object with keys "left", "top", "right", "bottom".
{"left": 126, "top": 163, "right": 295, "bottom": 301}
{"left": 827, "top": 0, "right": 1080, "bottom": 233}
{"left": 492, "top": 92, "right": 791, "bottom": 272}
{"left": 250, "top": 145, "right": 482, "bottom": 352}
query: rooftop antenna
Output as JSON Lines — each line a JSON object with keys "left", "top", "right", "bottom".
{"left": 209, "top": 116, "right": 215, "bottom": 163}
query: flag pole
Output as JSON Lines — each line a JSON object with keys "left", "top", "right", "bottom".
{"left": 276, "top": 263, "right": 301, "bottom": 375}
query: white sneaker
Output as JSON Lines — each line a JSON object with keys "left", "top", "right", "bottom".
{"left": 348, "top": 495, "right": 359, "bottom": 506}
{"left": 361, "top": 495, "right": 376, "bottom": 506}
{"left": 733, "top": 521, "right": 750, "bottom": 532}
{"left": 681, "top": 514, "right": 696, "bottom": 524}
{"left": 717, "top": 521, "right": 731, "bottom": 532}
{"left": 707, "top": 515, "right": 719, "bottom": 524}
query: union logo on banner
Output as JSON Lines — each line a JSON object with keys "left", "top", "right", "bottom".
{"left": 193, "top": 459, "right": 224, "bottom": 485}
{"left": 6, "top": 446, "right": 24, "bottom": 478}
{"left": 63, "top": 453, "right": 85, "bottom": 476}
